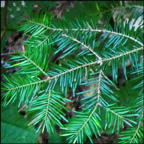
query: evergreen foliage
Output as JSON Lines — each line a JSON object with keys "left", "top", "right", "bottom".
{"left": 1, "top": 1, "right": 55, "bottom": 52}
{"left": 1, "top": 1, "right": 143, "bottom": 143}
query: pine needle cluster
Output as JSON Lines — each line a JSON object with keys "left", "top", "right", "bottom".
{"left": 1, "top": 1, "right": 143, "bottom": 143}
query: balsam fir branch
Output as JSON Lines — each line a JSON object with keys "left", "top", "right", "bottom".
{"left": 1, "top": 1, "right": 143, "bottom": 143}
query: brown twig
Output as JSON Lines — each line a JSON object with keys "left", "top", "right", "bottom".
{"left": 1, "top": 29, "right": 6, "bottom": 40}
{"left": 1, "top": 52, "right": 18, "bottom": 56}
{"left": 1, "top": 1, "right": 8, "bottom": 41}
{"left": 4, "top": 1, "right": 8, "bottom": 27}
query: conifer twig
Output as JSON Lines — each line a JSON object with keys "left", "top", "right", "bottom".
{"left": 62, "top": 33, "right": 103, "bottom": 65}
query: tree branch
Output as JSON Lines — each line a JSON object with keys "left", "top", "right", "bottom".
{"left": 7, "top": 47, "right": 143, "bottom": 91}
